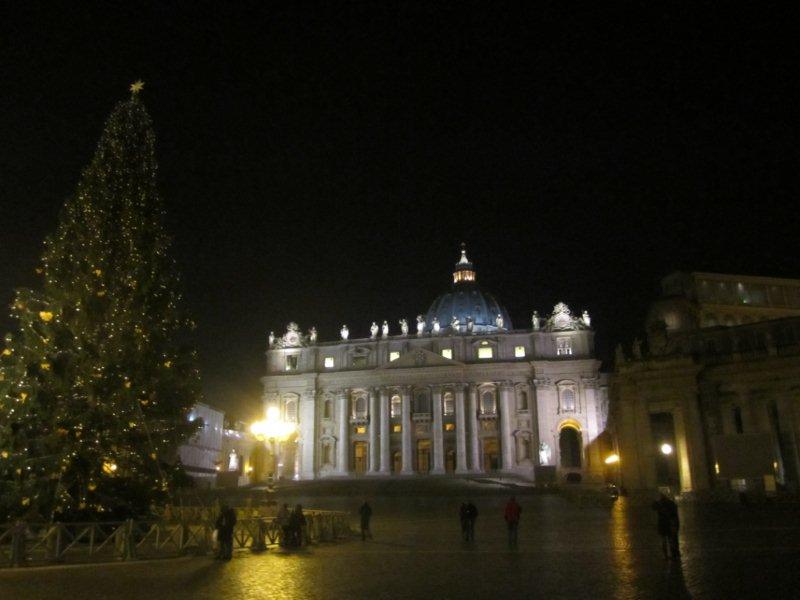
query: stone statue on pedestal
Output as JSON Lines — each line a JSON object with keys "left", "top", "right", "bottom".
{"left": 496, "top": 313, "right": 504, "bottom": 330}
{"left": 416, "top": 315, "right": 426, "bottom": 336}
{"left": 532, "top": 311, "right": 540, "bottom": 330}
{"left": 539, "top": 442, "right": 551, "bottom": 466}
{"left": 370, "top": 322, "right": 379, "bottom": 339}
{"left": 381, "top": 320, "right": 389, "bottom": 338}
{"left": 399, "top": 318, "right": 409, "bottom": 336}
{"left": 451, "top": 315, "right": 460, "bottom": 332}
{"left": 268, "top": 331, "right": 275, "bottom": 347}
{"left": 432, "top": 317, "right": 440, "bottom": 335}
{"left": 582, "top": 310, "right": 591, "bottom": 327}
{"left": 308, "top": 327, "right": 317, "bottom": 344}
{"left": 466, "top": 316, "right": 474, "bottom": 333}
{"left": 341, "top": 325, "right": 349, "bottom": 341}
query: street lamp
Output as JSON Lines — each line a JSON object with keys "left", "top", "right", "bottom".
{"left": 250, "top": 406, "right": 298, "bottom": 482}
{"left": 660, "top": 443, "right": 673, "bottom": 455}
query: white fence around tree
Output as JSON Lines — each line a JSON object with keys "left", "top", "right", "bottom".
{"left": 0, "top": 510, "right": 351, "bottom": 568}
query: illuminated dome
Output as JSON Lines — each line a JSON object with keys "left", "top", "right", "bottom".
{"left": 424, "top": 245, "right": 512, "bottom": 333}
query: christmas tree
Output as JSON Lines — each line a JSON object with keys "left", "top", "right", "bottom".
{"left": 0, "top": 83, "right": 201, "bottom": 522}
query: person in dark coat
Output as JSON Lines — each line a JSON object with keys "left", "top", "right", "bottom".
{"left": 504, "top": 496, "right": 522, "bottom": 548}
{"left": 276, "top": 503, "right": 291, "bottom": 547}
{"left": 459, "top": 503, "right": 469, "bottom": 541}
{"left": 359, "top": 501, "right": 373, "bottom": 541}
{"left": 465, "top": 501, "right": 478, "bottom": 542}
{"left": 288, "top": 503, "right": 306, "bottom": 547}
{"left": 652, "top": 493, "right": 680, "bottom": 559}
{"left": 215, "top": 503, "right": 237, "bottom": 560}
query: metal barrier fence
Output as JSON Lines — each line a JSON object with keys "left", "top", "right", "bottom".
{"left": 0, "top": 510, "right": 351, "bottom": 568}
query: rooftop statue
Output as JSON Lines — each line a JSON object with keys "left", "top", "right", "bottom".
{"left": 582, "top": 310, "right": 591, "bottom": 328}
{"left": 496, "top": 313, "right": 504, "bottom": 330}
{"left": 416, "top": 315, "right": 426, "bottom": 336}
{"left": 268, "top": 331, "right": 275, "bottom": 347}
{"left": 432, "top": 317, "right": 440, "bottom": 335}
{"left": 382, "top": 320, "right": 389, "bottom": 338}
{"left": 532, "top": 311, "right": 540, "bottom": 330}
{"left": 370, "top": 321, "right": 379, "bottom": 339}
{"left": 399, "top": 318, "right": 409, "bottom": 336}
{"left": 308, "top": 327, "right": 317, "bottom": 344}
{"left": 466, "top": 315, "right": 474, "bottom": 333}
{"left": 451, "top": 315, "right": 460, "bottom": 332}
{"left": 341, "top": 325, "right": 349, "bottom": 341}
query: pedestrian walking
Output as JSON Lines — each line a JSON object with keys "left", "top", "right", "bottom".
{"left": 465, "top": 501, "right": 478, "bottom": 542}
{"left": 652, "top": 492, "right": 680, "bottom": 559}
{"left": 288, "top": 503, "right": 306, "bottom": 548}
{"left": 504, "top": 496, "right": 522, "bottom": 548}
{"left": 459, "top": 503, "right": 469, "bottom": 541}
{"left": 276, "top": 503, "right": 291, "bottom": 547}
{"left": 359, "top": 501, "right": 373, "bottom": 541}
{"left": 215, "top": 503, "right": 237, "bottom": 560}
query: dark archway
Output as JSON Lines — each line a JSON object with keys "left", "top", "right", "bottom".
{"left": 559, "top": 427, "right": 582, "bottom": 469}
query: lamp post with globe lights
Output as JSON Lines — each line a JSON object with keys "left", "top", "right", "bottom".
{"left": 250, "top": 406, "right": 298, "bottom": 483}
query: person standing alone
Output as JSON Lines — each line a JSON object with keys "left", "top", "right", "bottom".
{"left": 359, "top": 501, "right": 373, "bottom": 541}
{"left": 215, "top": 503, "right": 237, "bottom": 560}
{"left": 652, "top": 492, "right": 680, "bottom": 559}
{"left": 504, "top": 496, "right": 522, "bottom": 548}
{"left": 465, "top": 501, "right": 478, "bottom": 542}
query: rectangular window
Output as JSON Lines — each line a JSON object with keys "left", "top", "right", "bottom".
{"left": 514, "top": 345, "right": 526, "bottom": 358}
{"left": 285, "top": 355, "right": 298, "bottom": 371}
{"left": 389, "top": 351, "right": 400, "bottom": 361}
{"left": 352, "top": 356, "right": 367, "bottom": 368}
{"left": 355, "top": 426, "right": 366, "bottom": 434}
{"left": 441, "top": 348, "right": 453, "bottom": 359}
{"left": 445, "top": 423, "right": 455, "bottom": 432}
{"left": 478, "top": 347, "right": 494, "bottom": 359}
{"left": 392, "top": 424, "right": 402, "bottom": 433}
{"left": 323, "top": 356, "right": 335, "bottom": 368}
{"left": 556, "top": 338, "right": 572, "bottom": 356}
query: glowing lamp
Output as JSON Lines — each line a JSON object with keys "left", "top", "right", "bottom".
{"left": 604, "top": 454, "right": 620, "bottom": 465}
{"left": 660, "top": 443, "right": 673, "bottom": 455}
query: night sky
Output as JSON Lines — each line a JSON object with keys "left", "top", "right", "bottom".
{"left": 2, "top": 4, "right": 797, "bottom": 418}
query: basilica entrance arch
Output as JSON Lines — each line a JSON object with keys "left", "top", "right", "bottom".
{"left": 353, "top": 441, "right": 368, "bottom": 475}
{"left": 416, "top": 439, "right": 431, "bottom": 474}
{"left": 482, "top": 438, "right": 500, "bottom": 472}
{"left": 558, "top": 422, "right": 582, "bottom": 469}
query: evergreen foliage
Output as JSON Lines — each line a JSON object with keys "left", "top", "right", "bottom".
{"left": 0, "top": 92, "right": 201, "bottom": 522}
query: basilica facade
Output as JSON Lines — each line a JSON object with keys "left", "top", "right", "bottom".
{"left": 261, "top": 247, "right": 609, "bottom": 482}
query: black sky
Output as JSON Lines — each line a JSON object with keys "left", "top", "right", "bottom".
{"left": 1, "top": 3, "right": 798, "bottom": 418}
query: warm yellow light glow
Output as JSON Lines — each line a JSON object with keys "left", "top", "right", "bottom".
{"left": 393, "top": 424, "right": 402, "bottom": 433}
{"left": 102, "top": 461, "right": 118, "bottom": 475}
{"left": 478, "top": 347, "right": 494, "bottom": 359}
{"left": 445, "top": 423, "right": 455, "bottom": 432}
{"left": 2, "top": 348, "right": 12, "bottom": 356}
{"left": 604, "top": 453, "right": 620, "bottom": 464}
{"left": 714, "top": 462, "right": 720, "bottom": 474}
{"left": 39, "top": 311, "right": 53, "bottom": 322}
{"left": 660, "top": 443, "right": 673, "bottom": 455}
{"left": 356, "top": 426, "right": 366, "bottom": 434}
{"left": 250, "top": 406, "right": 297, "bottom": 441}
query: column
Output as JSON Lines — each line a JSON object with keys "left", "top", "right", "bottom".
{"left": 368, "top": 387, "right": 380, "bottom": 474}
{"left": 529, "top": 379, "right": 541, "bottom": 469}
{"left": 336, "top": 389, "right": 349, "bottom": 475}
{"left": 499, "top": 382, "right": 515, "bottom": 472}
{"left": 299, "top": 389, "right": 316, "bottom": 480}
{"left": 455, "top": 384, "right": 468, "bottom": 474}
{"left": 379, "top": 388, "right": 391, "bottom": 474}
{"left": 468, "top": 384, "right": 481, "bottom": 472}
{"left": 432, "top": 385, "right": 445, "bottom": 474}
{"left": 401, "top": 386, "right": 414, "bottom": 474}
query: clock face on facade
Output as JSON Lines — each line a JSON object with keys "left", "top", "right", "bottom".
{"left": 286, "top": 332, "right": 299, "bottom": 346}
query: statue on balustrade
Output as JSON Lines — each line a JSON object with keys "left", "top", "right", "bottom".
{"left": 432, "top": 317, "right": 441, "bottom": 335}
{"left": 416, "top": 315, "right": 426, "bottom": 336}
{"left": 382, "top": 320, "right": 389, "bottom": 338}
{"left": 370, "top": 321, "right": 379, "bottom": 339}
{"left": 399, "top": 318, "right": 409, "bottom": 336}
{"left": 341, "top": 325, "right": 350, "bottom": 340}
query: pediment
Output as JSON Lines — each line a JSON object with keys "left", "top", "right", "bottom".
{"left": 378, "top": 347, "right": 464, "bottom": 369}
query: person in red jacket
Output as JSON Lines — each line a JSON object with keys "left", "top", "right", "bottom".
{"left": 504, "top": 496, "right": 522, "bottom": 548}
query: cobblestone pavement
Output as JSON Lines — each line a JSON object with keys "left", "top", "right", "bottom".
{"left": 2, "top": 494, "right": 799, "bottom": 599}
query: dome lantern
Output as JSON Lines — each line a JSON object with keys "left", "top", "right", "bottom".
{"left": 453, "top": 243, "right": 476, "bottom": 285}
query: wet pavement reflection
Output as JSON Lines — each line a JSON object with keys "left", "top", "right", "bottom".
{"left": 2, "top": 494, "right": 799, "bottom": 599}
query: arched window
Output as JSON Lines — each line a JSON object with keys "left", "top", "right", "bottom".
{"left": 414, "top": 391, "right": 431, "bottom": 414}
{"left": 285, "top": 398, "right": 298, "bottom": 422}
{"left": 353, "top": 395, "right": 367, "bottom": 418}
{"left": 443, "top": 392, "right": 455, "bottom": 416}
{"left": 480, "top": 390, "right": 496, "bottom": 415}
{"left": 559, "top": 384, "right": 576, "bottom": 412}
{"left": 323, "top": 398, "right": 333, "bottom": 420}
{"left": 391, "top": 395, "right": 402, "bottom": 418}
{"left": 559, "top": 427, "right": 582, "bottom": 468}
{"left": 517, "top": 390, "right": 528, "bottom": 411}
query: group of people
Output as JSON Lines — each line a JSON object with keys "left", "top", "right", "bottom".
{"left": 460, "top": 497, "right": 522, "bottom": 547}
{"left": 276, "top": 503, "right": 307, "bottom": 548}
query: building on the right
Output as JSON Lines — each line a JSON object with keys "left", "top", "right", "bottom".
{"left": 611, "top": 272, "right": 800, "bottom": 498}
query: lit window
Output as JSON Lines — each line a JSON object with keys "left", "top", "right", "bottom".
{"left": 441, "top": 348, "right": 453, "bottom": 359}
{"left": 389, "top": 351, "right": 400, "bottom": 361}
{"left": 514, "top": 345, "right": 526, "bottom": 358}
{"left": 478, "top": 347, "right": 494, "bottom": 359}
{"left": 560, "top": 387, "right": 576, "bottom": 412}
{"left": 393, "top": 424, "right": 402, "bottom": 433}
{"left": 285, "top": 355, "right": 298, "bottom": 371}
{"left": 445, "top": 423, "right": 455, "bottom": 432}
{"left": 355, "top": 426, "right": 366, "bottom": 434}
{"left": 285, "top": 399, "right": 298, "bottom": 422}
{"left": 323, "top": 356, "right": 334, "bottom": 368}
{"left": 480, "top": 391, "right": 496, "bottom": 415}
{"left": 556, "top": 338, "right": 572, "bottom": 356}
